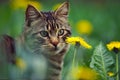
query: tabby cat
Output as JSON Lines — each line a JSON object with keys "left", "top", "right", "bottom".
{"left": 1, "top": 1, "right": 71, "bottom": 80}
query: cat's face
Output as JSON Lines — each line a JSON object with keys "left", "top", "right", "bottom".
{"left": 23, "top": 2, "right": 71, "bottom": 55}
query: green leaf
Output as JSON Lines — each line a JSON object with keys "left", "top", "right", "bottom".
{"left": 90, "top": 42, "right": 115, "bottom": 80}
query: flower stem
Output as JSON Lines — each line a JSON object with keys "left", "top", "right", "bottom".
{"left": 72, "top": 43, "right": 79, "bottom": 67}
{"left": 72, "top": 46, "right": 77, "bottom": 67}
{"left": 116, "top": 54, "right": 119, "bottom": 80}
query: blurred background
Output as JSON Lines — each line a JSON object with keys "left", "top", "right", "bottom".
{"left": 0, "top": 0, "right": 120, "bottom": 80}
{"left": 0, "top": 0, "right": 120, "bottom": 42}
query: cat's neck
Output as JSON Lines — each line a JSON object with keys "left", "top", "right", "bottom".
{"left": 45, "top": 50, "right": 66, "bottom": 80}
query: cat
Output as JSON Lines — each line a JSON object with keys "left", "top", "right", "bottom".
{"left": 0, "top": 1, "right": 71, "bottom": 80}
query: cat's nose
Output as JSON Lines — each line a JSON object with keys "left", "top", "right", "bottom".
{"left": 50, "top": 39, "right": 59, "bottom": 47}
{"left": 50, "top": 37, "right": 59, "bottom": 48}
{"left": 51, "top": 40, "right": 59, "bottom": 47}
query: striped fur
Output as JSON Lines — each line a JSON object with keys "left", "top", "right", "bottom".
{"left": 20, "top": 2, "right": 71, "bottom": 80}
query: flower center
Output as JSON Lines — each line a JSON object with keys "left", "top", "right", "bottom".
{"left": 113, "top": 47, "right": 119, "bottom": 54}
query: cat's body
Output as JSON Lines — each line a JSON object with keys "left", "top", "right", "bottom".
{"left": 0, "top": 2, "right": 71, "bottom": 80}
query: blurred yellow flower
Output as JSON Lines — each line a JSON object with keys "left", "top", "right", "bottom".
{"left": 107, "top": 72, "right": 115, "bottom": 77}
{"left": 11, "top": 0, "right": 42, "bottom": 10}
{"left": 52, "top": 3, "right": 61, "bottom": 10}
{"left": 76, "top": 20, "right": 93, "bottom": 35}
{"left": 66, "top": 37, "right": 92, "bottom": 49}
{"left": 15, "top": 57, "right": 26, "bottom": 70}
{"left": 107, "top": 41, "right": 120, "bottom": 53}
{"left": 71, "top": 66, "right": 98, "bottom": 80}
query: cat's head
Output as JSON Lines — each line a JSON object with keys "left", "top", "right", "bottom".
{"left": 23, "top": 2, "right": 71, "bottom": 55}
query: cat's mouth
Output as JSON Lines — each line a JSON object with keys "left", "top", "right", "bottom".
{"left": 53, "top": 45, "right": 59, "bottom": 50}
{"left": 43, "top": 45, "right": 59, "bottom": 52}
{"left": 51, "top": 43, "right": 66, "bottom": 54}
{"left": 42, "top": 43, "right": 66, "bottom": 54}
{"left": 33, "top": 43, "right": 67, "bottom": 55}
{"left": 50, "top": 46, "right": 59, "bottom": 52}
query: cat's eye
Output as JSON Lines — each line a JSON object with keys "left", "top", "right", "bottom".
{"left": 58, "top": 29, "right": 64, "bottom": 36}
{"left": 40, "top": 31, "right": 48, "bottom": 37}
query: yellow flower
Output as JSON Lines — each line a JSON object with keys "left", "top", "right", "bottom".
{"left": 107, "top": 41, "right": 120, "bottom": 53}
{"left": 15, "top": 57, "right": 26, "bottom": 70}
{"left": 66, "top": 37, "right": 92, "bottom": 49}
{"left": 76, "top": 20, "right": 93, "bottom": 35}
{"left": 11, "top": 0, "right": 42, "bottom": 10}
{"left": 52, "top": 3, "right": 61, "bottom": 10}
{"left": 11, "top": 0, "right": 27, "bottom": 10}
{"left": 107, "top": 72, "right": 115, "bottom": 77}
{"left": 71, "top": 66, "right": 98, "bottom": 80}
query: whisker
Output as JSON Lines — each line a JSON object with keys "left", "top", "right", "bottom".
{"left": 33, "top": 48, "right": 41, "bottom": 54}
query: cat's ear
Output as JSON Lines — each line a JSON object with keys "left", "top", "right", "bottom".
{"left": 55, "top": 2, "right": 69, "bottom": 17}
{"left": 26, "top": 5, "right": 42, "bottom": 21}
